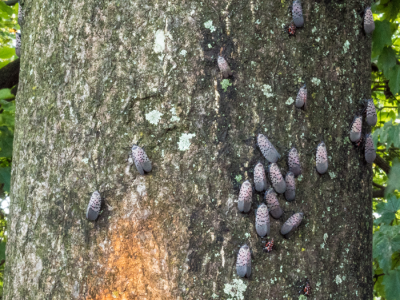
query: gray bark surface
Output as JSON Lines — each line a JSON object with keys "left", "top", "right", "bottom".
{"left": 5, "top": 0, "right": 373, "bottom": 299}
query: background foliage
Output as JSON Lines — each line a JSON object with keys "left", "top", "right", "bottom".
{"left": 0, "top": 0, "right": 399, "bottom": 299}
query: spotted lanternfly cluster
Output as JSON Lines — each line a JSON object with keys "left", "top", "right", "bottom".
{"left": 238, "top": 180, "right": 252, "bottom": 213}
{"left": 365, "top": 133, "right": 376, "bottom": 164}
{"left": 281, "top": 212, "right": 303, "bottom": 237}
{"left": 257, "top": 134, "right": 281, "bottom": 163}
{"left": 264, "top": 188, "right": 283, "bottom": 219}
{"left": 255, "top": 203, "right": 270, "bottom": 237}
{"left": 295, "top": 84, "right": 307, "bottom": 108}
{"left": 254, "top": 162, "right": 268, "bottom": 192}
{"left": 365, "top": 99, "right": 377, "bottom": 126}
{"left": 15, "top": 32, "right": 21, "bottom": 58}
{"left": 236, "top": 244, "right": 251, "bottom": 278}
{"left": 288, "top": 147, "right": 302, "bottom": 177}
{"left": 291, "top": 0, "right": 304, "bottom": 27}
{"left": 131, "top": 145, "right": 152, "bottom": 175}
{"left": 268, "top": 163, "right": 286, "bottom": 194}
{"left": 218, "top": 48, "right": 233, "bottom": 78}
{"left": 350, "top": 115, "right": 363, "bottom": 145}
{"left": 363, "top": 7, "right": 375, "bottom": 34}
{"left": 263, "top": 238, "right": 274, "bottom": 253}
{"left": 316, "top": 141, "right": 328, "bottom": 174}
{"left": 86, "top": 191, "right": 102, "bottom": 221}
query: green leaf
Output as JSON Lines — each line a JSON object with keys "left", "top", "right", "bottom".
{"left": 0, "top": 89, "right": 14, "bottom": 100}
{"left": 0, "top": 167, "right": 11, "bottom": 194}
{"left": 0, "top": 241, "right": 5, "bottom": 261}
{"left": 0, "top": 2, "right": 13, "bottom": 17}
{"left": 374, "top": 195, "right": 400, "bottom": 225}
{"left": 377, "top": 47, "right": 397, "bottom": 75}
{"left": 382, "top": 267, "right": 400, "bottom": 300}
{"left": 388, "top": 65, "right": 400, "bottom": 96}
{"left": 372, "top": 20, "right": 393, "bottom": 55}
{"left": 0, "top": 47, "right": 15, "bottom": 60}
{"left": 373, "top": 225, "right": 400, "bottom": 273}
{"left": 0, "top": 100, "right": 15, "bottom": 112}
{"left": 387, "top": 158, "right": 400, "bottom": 195}
{"left": 0, "top": 126, "right": 13, "bottom": 158}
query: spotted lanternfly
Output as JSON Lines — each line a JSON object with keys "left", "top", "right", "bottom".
{"left": 255, "top": 203, "right": 270, "bottom": 237}
{"left": 365, "top": 133, "right": 376, "bottom": 164}
{"left": 284, "top": 171, "right": 296, "bottom": 202}
{"left": 238, "top": 180, "right": 252, "bottom": 213}
{"left": 264, "top": 188, "right": 283, "bottom": 219}
{"left": 268, "top": 163, "right": 286, "bottom": 194}
{"left": 257, "top": 134, "right": 281, "bottom": 163}
{"left": 292, "top": 0, "right": 304, "bottom": 27}
{"left": 350, "top": 115, "right": 362, "bottom": 144}
{"left": 18, "top": 4, "right": 25, "bottom": 28}
{"left": 364, "top": 7, "right": 375, "bottom": 34}
{"left": 365, "top": 99, "right": 377, "bottom": 126}
{"left": 15, "top": 32, "right": 21, "bottom": 58}
{"left": 131, "top": 145, "right": 152, "bottom": 175}
{"left": 218, "top": 48, "right": 233, "bottom": 78}
{"left": 254, "top": 162, "right": 268, "bottom": 192}
{"left": 236, "top": 244, "right": 251, "bottom": 278}
{"left": 263, "top": 238, "right": 274, "bottom": 253}
{"left": 281, "top": 212, "right": 303, "bottom": 237}
{"left": 86, "top": 191, "right": 102, "bottom": 221}
{"left": 286, "top": 22, "right": 296, "bottom": 36}
{"left": 303, "top": 281, "right": 311, "bottom": 296}
{"left": 295, "top": 84, "right": 307, "bottom": 108}
{"left": 288, "top": 147, "right": 302, "bottom": 177}
{"left": 316, "top": 141, "right": 328, "bottom": 174}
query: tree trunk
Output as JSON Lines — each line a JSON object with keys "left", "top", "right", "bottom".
{"left": 4, "top": 0, "right": 373, "bottom": 299}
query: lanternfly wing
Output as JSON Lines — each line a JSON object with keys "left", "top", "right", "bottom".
{"left": 264, "top": 188, "right": 283, "bottom": 219}
{"left": 295, "top": 84, "right": 307, "bottom": 108}
{"left": 131, "top": 145, "right": 152, "bottom": 175}
{"left": 284, "top": 171, "right": 296, "bottom": 202}
{"left": 281, "top": 212, "right": 303, "bottom": 236}
{"left": 236, "top": 244, "right": 251, "bottom": 278}
{"left": 365, "top": 133, "right": 376, "bottom": 163}
{"left": 366, "top": 99, "right": 377, "bottom": 126}
{"left": 292, "top": 0, "right": 304, "bottom": 27}
{"left": 350, "top": 116, "right": 362, "bottom": 143}
{"left": 18, "top": 4, "right": 24, "bottom": 28}
{"left": 364, "top": 7, "right": 375, "bottom": 34}
{"left": 254, "top": 162, "right": 268, "bottom": 192}
{"left": 15, "top": 33, "right": 21, "bottom": 58}
{"left": 86, "top": 191, "right": 102, "bottom": 221}
{"left": 316, "top": 141, "right": 328, "bottom": 174}
{"left": 256, "top": 203, "right": 270, "bottom": 237}
{"left": 288, "top": 147, "right": 301, "bottom": 177}
{"left": 268, "top": 163, "right": 286, "bottom": 194}
{"left": 218, "top": 55, "right": 233, "bottom": 78}
{"left": 257, "top": 134, "right": 281, "bottom": 163}
{"left": 238, "top": 180, "right": 252, "bottom": 213}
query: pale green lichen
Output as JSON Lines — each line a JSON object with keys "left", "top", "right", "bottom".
{"left": 224, "top": 279, "right": 247, "bottom": 300}
{"left": 329, "top": 172, "right": 337, "bottom": 179}
{"left": 170, "top": 107, "right": 180, "bottom": 122}
{"left": 262, "top": 84, "right": 273, "bottom": 98}
{"left": 286, "top": 97, "right": 294, "bottom": 105}
{"left": 178, "top": 133, "right": 196, "bottom": 151}
{"left": 153, "top": 29, "right": 165, "bottom": 53}
{"left": 204, "top": 20, "right": 216, "bottom": 32}
{"left": 145, "top": 110, "right": 163, "bottom": 125}
{"left": 221, "top": 79, "right": 232, "bottom": 92}
{"left": 179, "top": 50, "right": 187, "bottom": 57}
{"left": 335, "top": 275, "right": 342, "bottom": 285}
{"left": 324, "top": 233, "right": 328, "bottom": 242}
{"left": 235, "top": 175, "right": 242, "bottom": 182}
{"left": 343, "top": 40, "right": 350, "bottom": 53}
{"left": 311, "top": 77, "right": 321, "bottom": 86}
{"left": 299, "top": 295, "right": 307, "bottom": 300}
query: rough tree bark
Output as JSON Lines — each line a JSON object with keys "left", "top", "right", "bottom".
{"left": 4, "top": 0, "right": 373, "bottom": 299}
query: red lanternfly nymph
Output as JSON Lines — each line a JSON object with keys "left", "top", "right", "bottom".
{"left": 285, "top": 22, "right": 296, "bottom": 36}
{"left": 263, "top": 238, "right": 274, "bottom": 253}
{"left": 303, "top": 281, "right": 311, "bottom": 296}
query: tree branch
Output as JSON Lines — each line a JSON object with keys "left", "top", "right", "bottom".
{"left": 374, "top": 155, "right": 391, "bottom": 174}
{"left": 0, "top": 58, "right": 20, "bottom": 90}
{"left": 373, "top": 189, "right": 385, "bottom": 198}
{"left": 4, "top": 0, "right": 19, "bottom": 5}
